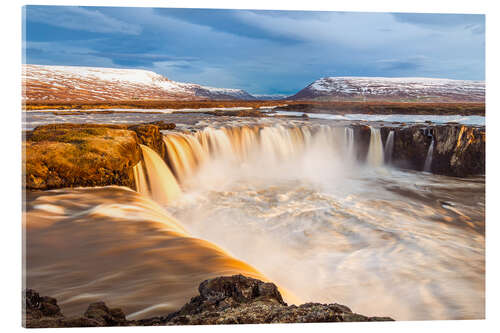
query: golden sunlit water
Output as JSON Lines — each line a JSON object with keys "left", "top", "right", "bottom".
{"left": 25, "top": 122, "right": 484, "bottom": 321}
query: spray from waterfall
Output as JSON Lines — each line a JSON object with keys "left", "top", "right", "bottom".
{"left": 367, "top": 127, "right": 384, "bottom": 167}
{"left": 157, "top": 124, "right": 362, "bottom": 188}
{"left": 384, "top": 131, "right": 394, "bottom": 164}
{"left": 424, "top": 138, "right": 434, "bottom": 172}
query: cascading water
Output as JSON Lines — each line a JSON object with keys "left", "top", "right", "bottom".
{"left": 367, "top": 127, "right": 384, "bottom": 167}
{"left": 135, "top": 144, "right": 182, "bottom": 204}
{"left": 132, "top": 160, "right": 149, "bottom": 195}
{"left": 384, "top": 130, "right": 394, "bottom": 164}
{"left": 147, "top": 123, "right": 395, "bottom": 190}
{"left": 344, "top": 127, "right": 355, "bottom": 160}
{"left": 159, "top": 124, "right": 354, "bottom": 185}
{"left": 424, "top": 138, "right": 434, "bottom": 172}
{"left": 123, "top": 122, "right": 483, "bottom": 321}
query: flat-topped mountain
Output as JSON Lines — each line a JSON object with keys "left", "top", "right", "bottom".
{"left": 23, "top": 65, "right": 256, "bottom": 102}
{"left": 288, "top": 77, "right": 485, "bottom": 102}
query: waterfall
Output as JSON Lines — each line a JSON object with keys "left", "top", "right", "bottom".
{"left": 424, "top": 139, "right": 434, "bottom": 172}
{"left": 135, "top": 144, "right": 181, "bottom": 204}
{"left": 367, "top": 127, "right": 384, "bottom": 167}
{"left": 132, "top": 160, "right": 149, "bottom": 195}
{"left": 158, "top": 124, "right": 394, "bottom": 186}
{"left": 384, "top": 131, "right": 394, "bottom": 164}
{"left": 344, "top": 127, "right": 355, "bottom": 160}
{"left": 163, "top": 133, "right": 207, "bottom": 181}
{"left": 162, "top": 125, "right": 318, "bottom": 184}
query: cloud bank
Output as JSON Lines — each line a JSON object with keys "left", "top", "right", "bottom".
{"left": 23, "top": 6, "right": 485, "bottom": 95}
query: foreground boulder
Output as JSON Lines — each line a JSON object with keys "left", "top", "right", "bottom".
{"left": 159, "top": 275, "right": 393, "bottom": 325}
{"left": 23, "top": 289, "right": 127, "bottom": 327}
{"left": 24, "top": 275, "right": 394, "bottom": 327}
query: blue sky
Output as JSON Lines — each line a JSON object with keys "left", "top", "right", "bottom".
{"left": 23, "top": 6, "right": 485, "bottom": 95}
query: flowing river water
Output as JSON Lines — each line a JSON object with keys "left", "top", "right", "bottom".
{"left": 24, "top": 114, "right": 485, "bottom": 321}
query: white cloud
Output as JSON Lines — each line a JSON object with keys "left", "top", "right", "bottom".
{"left": 24, "top": 41, "right": 116, "bottom": 68}
{"left": 27, "top": 6, "right": 142, "bottom": 35}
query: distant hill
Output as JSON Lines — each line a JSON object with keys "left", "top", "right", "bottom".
{"left": 288, "top": 77, "right": 485, "bottom": 102}
{"left": 23, "top": 65, "right": 256, "bottom": 102}
{"left": 252, "top": 94, "right": 288, "bottom": 100}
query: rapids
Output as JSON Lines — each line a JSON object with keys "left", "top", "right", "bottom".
{"left": 24, "top": 120, "right": 485, "bottom": 321}
{"left": 160, "top": 123, "right": 485, "bottom": 320}
{"left": 24, "top": 186, "right": 298, "bottom": 319}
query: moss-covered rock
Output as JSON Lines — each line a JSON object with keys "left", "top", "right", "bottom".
{"left": 23, "top": 123, "right": 170, "bottom": 190}
{"left": 127, "top": 124, "right": 166, "bottom": 159}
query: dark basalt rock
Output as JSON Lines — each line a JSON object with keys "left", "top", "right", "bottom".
{"left": 162, "top": 275, "right": 393, "bottom": 325}
{"left": 24, "top": 289, "right": 63, "bottom": 320}
{"left": 379, "top": 124, "right": 485, "bottom": 177}
{"left": 83, "top": 302, "right": 127, "bottom": 326}
{"left": 351, "top": 124, "right": 371, "bottom": 162}
{"left": 23, "top": 275, "right": 394, "bottom": 327}
{"left": 146, "top": 120, "right": 176, "bottom": 130}
{"left": 24, "top": 289, "right": 128, "bottom": 328}
{"left": 433, "top": 125, "right": 485, "bottom": 177}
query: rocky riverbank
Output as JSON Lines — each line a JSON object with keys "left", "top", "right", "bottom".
{"left": 349, "top": 123, "right": 485, "bottom": 177}
{"left": 23, "top": 121, "right": 485, "bottom": 191}
{"left": 24, "top": 275, "right": 394, "bottom": 327}
{"left": 23, "top": 121, "right": 174, "bottom": 190}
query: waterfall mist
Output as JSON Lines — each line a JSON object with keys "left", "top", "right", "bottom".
{"left": 163, "top": 124, "right": 359, "bottom": 192}
{"left": 152, "top": 123, "right": 484, "bottom": 320}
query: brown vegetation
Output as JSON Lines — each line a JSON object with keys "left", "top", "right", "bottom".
{"left": 24, "top": 124, "right": 141, "bottom": 190}
{"left": 23, "top": 99, "right": 288, "bottom": 111}
{"left": 275, "top": 101, "right": 485, "bottom": 116}
{"left": 23, "top": 123, "right": 173, "bottom": 190}
{"left": 24, "top": 100, "right": 485, "bottom": 116}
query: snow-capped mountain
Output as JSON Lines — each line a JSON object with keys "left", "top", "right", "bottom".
{"left": 23, "top": 65, "right": 256, "bottom": 102}
{"left": 289, "top": 77, "right": 485, "bottom": 102}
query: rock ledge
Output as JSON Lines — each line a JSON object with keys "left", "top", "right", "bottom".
{"left": 24, "top": 275, "right": 394, "bottom": 327}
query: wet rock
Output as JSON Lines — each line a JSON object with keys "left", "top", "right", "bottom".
{"left": 83, "top": 302, "right": 127, "bottom": 326}
{"left": 379, "top": 124, "right": 485, "bottom": 177}
{"left": 128, "top": 124, "right": 166, "bottom": 158}
{"left": 146, "top": 120, "right": 176, "bottom": 130}
{"left": 24, "top": 275, "right": 394, "bottom": 327}
{"left": 351, "top": 125, "right": 371, "bottom": 162}
{"left": 24, "top": 289, "right": 63, "bottom": 320}
{"left": 433, "top": 125, "right": 485, "bottom": 177}
{"left": 164, "top": 275, "right": 393, "bottom": 325}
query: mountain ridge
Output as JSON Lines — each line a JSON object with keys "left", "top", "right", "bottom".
{"left": 23, "top": 64, "right": 256, "bottom": 102}
{"left": 288, "top": 76, "right": 485, "bottom": 102}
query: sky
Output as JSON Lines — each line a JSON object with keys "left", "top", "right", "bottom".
{"left": 23, "top": 6, "right": 485, "bottom": 95}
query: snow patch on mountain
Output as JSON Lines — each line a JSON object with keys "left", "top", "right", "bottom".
{"left": 290, "top": 77, "right": 485, "bottom": 102}
{"left": 23, "top": 65, "right": 255, "bottom": 102}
